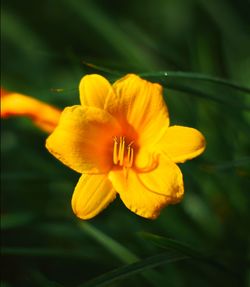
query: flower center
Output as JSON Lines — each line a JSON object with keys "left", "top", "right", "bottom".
{"left": 113, "top": 136, "right": 134, "bottom": 168}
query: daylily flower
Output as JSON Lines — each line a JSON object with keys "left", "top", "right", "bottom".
{"left": 1, "top": 88, "right": 61, "bottom": 133}
{"left": 46, "top": 74, "right": 206, "bottom": 219}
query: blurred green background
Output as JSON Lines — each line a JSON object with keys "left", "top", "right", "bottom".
{"left": 1, "top": 0, "right": 250, "bottom": 286}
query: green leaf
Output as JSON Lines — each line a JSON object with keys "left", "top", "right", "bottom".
{"left": 77, "top": 252, "right": 188, "bottom": 287}
{"left": 140, "top": 71, "right": 250, "bottom": 94}
{"left": 82, "top": 61, "right": 121, "bottom": 76}
{"left": 1, "top": 213, "right": 36, "bottom": 230}
{"left": 2, "top": 247, "right": 92, "bottom": 260}
{"left": 139, "top": 232, "right": 203, "bottom": 259}
{"left": 140, "top": 232, "right": 241, "bottom": 280}
{"left": 2, "top": 10, "right": 46, "bottom": 56}
{"left": 62, "top": 0, "right": 156, "bottom": 70}
{"left": 168, "top": 83, "right": 249, "bottom": 109}
{"left": 140, "top": 72, "right": 250, "bottom": 110}
{"left": 201, "top": 157, "right": 250, "bottom": 171}
{"left": 78, "top": 222, "right": 138, "bottom": 264}
{"left": 78, "top": 222, "right": 164, "bottom": 287}
{"left": 27, "top": 268, "right": 63, "bottom": 287}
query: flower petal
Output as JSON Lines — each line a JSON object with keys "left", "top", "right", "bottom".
{"left": 138, "top": 155, "right": 184, "bottom": 200}
{"left": 112, "top": 74, "right": 169, "bottom": 147}
{"left": 79, "top": 74, "right": 116, "bottom": 110}
{"left": 46, "top": 105, "right": 121, "bottom": 174}
{"left": 72, "top": 174, "right": 116, "bottom": 220}
{"left": 1, "top": 92, "right": 61, "bottom": 133}
{"left": 108, "top": 168, "right": 178, "bottom": 219}
{"left": 159, "top": 126, "right": 206, "bottom": 163}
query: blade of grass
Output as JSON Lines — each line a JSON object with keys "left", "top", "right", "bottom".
{"left": 140, "top": 71, "right": 250, "bottom": 94}
{"left": 140, "top": 232, "right": 241, "bottom": 280}
{"left": 28, "top": 268, "right": 63, "bottom": 287}
{"left": 140, "top": 232, "right": 203, "bottom": 259}
{"left": 1, "top": 213, "right": 36, "bottom": 229}
{"left": 1, "top": 9, "right": 46, "bottom": 55}
{"left": 201, "top": 157, "right": 250, "bottom": 171}
{"left": 62, "top": 0, "right": 156, "bottom": 70}
{"left": 2, "top": 247, "right": 93, "bottom": 260}
{"left": 79, "top": 222, "right": 138, "bottom": 263}
{"left": 78, "top": 222, "right": 164, "bottom": 287}
{"left": 77, "top": 252, "right": 188, "bottom": 287}
{"left": 82, "top": 61, "right": 122, "bottom": 76}
{"left": 198, "top": 0, "right": 250, "bottom": 47}
{"left": 167, "top": 83, "right": 250, "bottom": 110}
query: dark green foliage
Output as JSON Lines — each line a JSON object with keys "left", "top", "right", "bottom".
{"left": 1, "top": 0, "right": 250, "bottom": 286}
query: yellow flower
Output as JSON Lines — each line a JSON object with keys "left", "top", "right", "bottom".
{"left": 46, "top": 74, "right": 206, "bottom": 219}
{"left": 1, "top": 88, "right": 61, "bottom": 133}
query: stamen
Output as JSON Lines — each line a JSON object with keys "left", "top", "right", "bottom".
{"left": 118, "top": 137, "right": 125, "bottom": 166}
{"left": 113, "top": 137, "right": 118, "bottom": 164}
{"left": 113, "top": 137, "right": 134, "bottom": 168}
{"left": 128, "top": 141, "right": 134, "bottom": 147}
{"left": 128, "top": 147, "right": 134, "bottom": 167}
{"left": 127, "top": 146, "right": 131, "bottom": 162}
